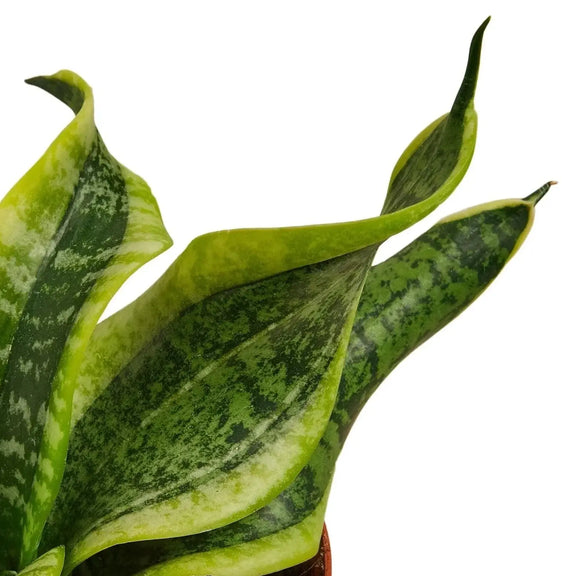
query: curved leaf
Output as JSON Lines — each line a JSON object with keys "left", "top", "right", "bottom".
{"left": 17, "top": 548, "right": 64, "bottom": 576}
{"left": 76, "top": 496, "right": 330, "bottom": 576}
{"left": 71, "top": 17, "right": 487, "bottom": 426}
{"left": 45, "top": 249, "right": 371, "bottom": 571}
{"left": 50, "top": 19, "right": 487, "bottom": 574}
{"left": 383, "top": 17, "right": 489, "bottom": 213}
{"left": 77, "top": 182, "right": 553, "bottom": 576}
{"left": 0, "top": 72, "right": 171, "bottom": 570}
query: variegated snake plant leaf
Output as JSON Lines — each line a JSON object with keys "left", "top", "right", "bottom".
{"left": 36, "top": 18, "right": 488, "bottom": 574}
{"left": 73, "top": 182, "right": 553, "bottom": 576}
{"left": 0, "top": 16, "right": 552, "bottom": 576}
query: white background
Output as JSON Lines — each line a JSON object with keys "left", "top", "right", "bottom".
{"left": 0, "top": 2, "right": 574, "bottom": 575}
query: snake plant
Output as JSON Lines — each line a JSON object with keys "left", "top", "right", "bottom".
{"left": 0, "top": 18, "right": 551, "bottom": 576}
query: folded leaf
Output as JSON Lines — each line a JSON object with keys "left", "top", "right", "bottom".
{"left": 78, "top": 181, "right": 553, "bottom": 576}
{"left": 0, "top": 72, "right": 171, "bottom": 571}
{"left": 48, "top": 19, "right": 487, "bottom": 574}
{"left": 44, "top": 248, "right": 372, "bottom": 572}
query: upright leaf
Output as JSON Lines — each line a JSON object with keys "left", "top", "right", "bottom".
{"left": 47, "top": 248, "right": 372, "bottom": 572}
{"left": 78, "top": 183, "right": 552, "bottom": 576}
{"left": 0, "top": 72, "right": 172, "bottom": 571}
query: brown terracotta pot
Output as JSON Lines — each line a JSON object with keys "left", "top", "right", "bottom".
{"left": 266, "top": 524, "right": 331, "bottom": 576}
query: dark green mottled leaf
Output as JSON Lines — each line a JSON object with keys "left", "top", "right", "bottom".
{"left": 383, "top": 17, "right": 489, "bottom": 213}
{"left": 0, "top": 72, "right": 171, "bottom": 571}
{"left": 46, "top": 19, "right": 487, "bottom": 575}
{"left": 16, "top": 547, "right": 64, "bottom": 576}
{"left": 70, "top": 17, "right": 488, "bottom": 430}
{"left": 75, "top": 182, "right": 553, "bottom": 576}
{"left": 47, "top": 249, "right": 372, "bottom": 571}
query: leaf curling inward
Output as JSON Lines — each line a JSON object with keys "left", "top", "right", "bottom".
{"left": 76, "top": 186, "right": 549, "bottom": 576}
{"left": 0, "top": 70, "right": 171, "bottom": 571}
{"left": 50, "top": 18, "right": 489, "bottom": 574}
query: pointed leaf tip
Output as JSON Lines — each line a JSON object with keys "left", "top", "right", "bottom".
{"left": 450, "top": 17, "right": 490, "bottom": 120}
{"left": 25, "top": 72, "right": 88, "bottom": 115}
{"left": 524, "top": 180, "right": 557, "bottom": 205}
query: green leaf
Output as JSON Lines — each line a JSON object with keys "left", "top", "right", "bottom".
{"left": 45, "top": 248, "right": 372, "bottom": 572}
{"left": 383, "top": 17, "right": 489, "bottom": 214}
{"left": 16, "top": 548, "right": 64, "bottom": 576}
{"left": 70, "top": 17, "right": 488, "bottom": 428}
{"left": 45, "top": 19, "right": 487, "bottom": 574}
{"left": 77, "top": 181, "right": 553, "bottom": 576}
{"left": 75, "top": 497, "right": 330, "bottom": 576}
{"left": 0, "top": 72, "right": 172, "bottom": 571}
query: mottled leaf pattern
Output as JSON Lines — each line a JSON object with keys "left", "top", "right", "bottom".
{"left": 70, "top": 18, "right": 488, "bottom": 430}
{"left": 43, "top": 249, "right": 371, "bottom": 571}
{"left": 383, "top": 18, "right": 489, "bottom": 214}
{"left": 48, "top": 19, "right": 489, "bottom": 575}
{"left": 0, "top": 72, "right": 171, "bottom": 571}
{"left": 16, "top": 547, "right": 64, "bottom": 576}
{"left": 74, "top": 183, "right": 550, "bottom": 576}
